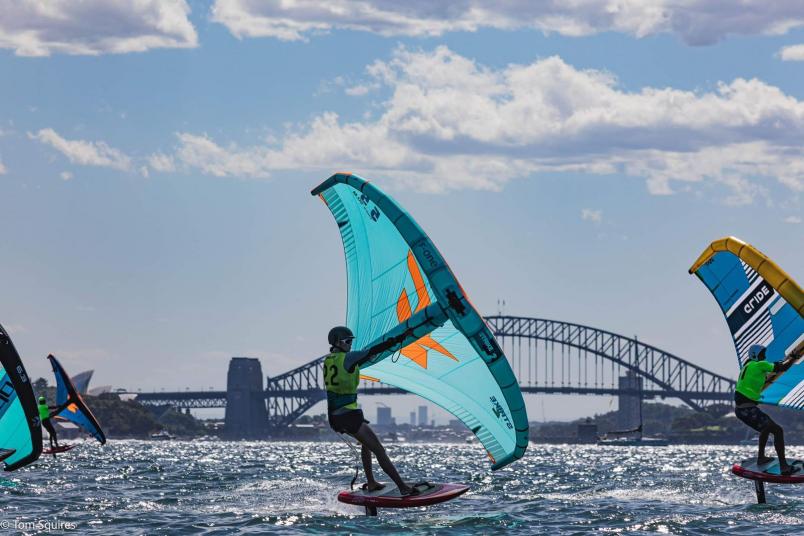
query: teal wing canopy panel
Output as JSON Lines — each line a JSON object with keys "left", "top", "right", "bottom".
{"left": 312, "top": 172, "right": 528, "bottom": 469}
{"left": 0, "top": 324, "right": 42, "bottom": 471}
{"left": 689, "top": 237, "right": 804, "bottom": 408}
{"left": 48, "top": 355, "right": 106, "bottom": 444}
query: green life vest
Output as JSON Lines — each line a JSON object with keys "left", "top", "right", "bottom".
{"left": 736, "top": 360, "right": 774, "bottom": 401}
{"left": 323, "top": 352, "right": 359, "bottom": 413}
{"left": 38, "top": 403, "right": 50, "bottom": 421}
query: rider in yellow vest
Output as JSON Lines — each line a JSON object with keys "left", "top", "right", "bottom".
{"left": 734, "top": 344, "right": 798, "bottom": 474}
{"left": 38, "top": 396, "right": 69, "bottom": 450}
{"left": 325, "top": 326, "right": 417, "bottom": 495}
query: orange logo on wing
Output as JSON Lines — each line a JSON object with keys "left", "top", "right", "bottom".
{"left": 396, "top": 251, "right": 458, "bottom": 369}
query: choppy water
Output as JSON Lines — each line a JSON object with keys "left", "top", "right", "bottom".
{"left": 0, "top": 440, "right": 802, "bottom": 534}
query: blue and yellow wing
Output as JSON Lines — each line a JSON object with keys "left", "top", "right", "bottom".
{"left": 690, "top": 237, "right": 803, "bottom": 408}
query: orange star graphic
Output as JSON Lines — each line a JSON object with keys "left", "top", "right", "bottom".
{"left": 395, "top": 251, "right": 458, "bottom": 369}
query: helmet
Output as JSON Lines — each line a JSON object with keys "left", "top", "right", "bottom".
{"left": 748, "top": 344, "right": 766, "bottom": 361}
{"left": 328, "top": 326, "right": 354, "bottom": 348}
{"left": 38, "top": 396, "right": 46, "bottom": 403}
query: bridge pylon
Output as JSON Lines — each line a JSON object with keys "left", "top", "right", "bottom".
{"left": 223, "top": 357, "right": 268, "bottom": 439}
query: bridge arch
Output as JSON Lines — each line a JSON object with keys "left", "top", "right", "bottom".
{"left": 486, "top": 316, "right": 734, "bottom": 411}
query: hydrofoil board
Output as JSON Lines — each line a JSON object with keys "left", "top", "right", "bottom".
{"left": 338, "top": 482, "right": 469, "bottom": 509}
{"left": 43, "top": 445, "right": 74, "bottom": 455}
{"left": 732, "top": 457, "right": 804, "bottom": 484}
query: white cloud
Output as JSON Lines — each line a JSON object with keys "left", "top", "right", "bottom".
{"left": 210, "top": 0, "right": 804, "bottom": 45}
{"left": 158, "top": 47, "right": 804, "bottom": 202}
{"left": 60, "top": 171, "right": 73, "bottom": 181}
{"left": 0, "top": 0, "right": 197, "bottom": 56}
{"left": 581, "top": 209, "right": 602, "bottom": 223}
{"left": 317, "top": 75, "right": 380, "bottom": 97}
{"left": 785, "top": 215, "right": 802, "bottom": 224}
{"left": 345, "top": 83, "right": 380, "bottom": 96}
{"left": 173, "top": 133, "right": 274, "bottom": 178}
{"left": 147, "top": 153, "right": 176, "bottom": 173}
{"left": 30, "top": 128, "right": 132, "bottom": 171}
{"left": 779, "top": 44, "right": 804, "bottom": 61}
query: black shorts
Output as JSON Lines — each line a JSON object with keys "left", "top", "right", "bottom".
{"left": 328, "top": 409, "right": 368, "bottom": 435}
{"left": 735, "top": 405, "right": 777, "bottom": 432}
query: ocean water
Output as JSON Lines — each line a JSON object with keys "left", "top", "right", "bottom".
{"left": 1, "top": 440, "right": 802, "bottom": 534}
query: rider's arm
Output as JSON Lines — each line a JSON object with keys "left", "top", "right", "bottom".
{"left": 344, "top": 350, "right": 370, "bottom": 373}
{"left": 49, "top": 402, "right": 70, "bottom": 414}
{"left": 773, "top": 355, "right": 796, "bottom": 374}
{"left": 345, "top": 330, "right": 413, "bottom": 372}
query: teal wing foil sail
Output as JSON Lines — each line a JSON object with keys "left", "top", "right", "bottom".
{"left": 48, "top": 355, "right": 106, "bottom": 444}
{"left": 0, "top": 324, "right": 42, "bottom": 471}
{"left": 312, "top": 173, "right": 528, "bottom": 469}
{"left": 689, "top": 237, "right": 804, "bottom": 408}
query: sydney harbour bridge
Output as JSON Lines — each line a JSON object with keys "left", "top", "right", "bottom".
{"left": 127, "top": 316, "right": 735, "bottom": 438}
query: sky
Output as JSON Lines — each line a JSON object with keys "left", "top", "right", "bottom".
{"left": 0, "top": 1, "right": 802, "bottom": 424}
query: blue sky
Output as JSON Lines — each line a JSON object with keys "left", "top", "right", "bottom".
{"left": 0, "top": 1, "right": 802, "bottom": 422}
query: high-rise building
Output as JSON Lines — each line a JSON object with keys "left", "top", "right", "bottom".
{"left": 418, "top": 405, "right": 428, "bottom": 427}
{"left": 377, "top": 406, "right": 393, "bottom": 426}
{"left": 410, "top": 412, "right": 416, "bottom": 426}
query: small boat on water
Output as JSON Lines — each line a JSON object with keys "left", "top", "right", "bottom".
{"left": 380, "top": 432, "right": 407, "bottom": 443}
{"left": 149, "top": 430, "right": 173, "bottom": 440}
{"left": 598, "top": 435, "right": 669, "bottom": 447}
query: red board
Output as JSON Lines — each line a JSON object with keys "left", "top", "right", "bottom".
{"left": 43, "top": 445, "right": 74, "bottom": 455}
{"left": 338, "top": 482, "right": 469, "bottom": 509}
{"left": 732, "top": 458, "right": 804, "bottom": 484}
